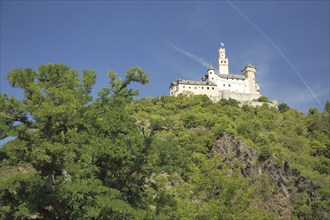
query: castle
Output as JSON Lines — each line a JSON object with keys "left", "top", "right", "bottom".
{"left": 169, "top": 44, "right": 261, "bottom": 102}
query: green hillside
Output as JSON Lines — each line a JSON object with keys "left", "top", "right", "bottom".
{"left": 1, "top": 64, "right": 329, "bottom": 219}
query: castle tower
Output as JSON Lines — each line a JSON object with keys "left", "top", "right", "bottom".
{"left": 218, "top": 43, "right": 229, "bottom": 75}
{"left": 241, "top": 64, "right": 258, "bottom": 94}
{"left": 207, "top": 63, "right": 215, "bottom": 82}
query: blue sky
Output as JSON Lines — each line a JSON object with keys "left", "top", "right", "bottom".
{"left": 1, "top": 1, "right": 329, "bottom": 113}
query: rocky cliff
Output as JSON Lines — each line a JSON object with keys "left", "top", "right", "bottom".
{"left": 212, "top": 133, "right": 318, "bottom": 219}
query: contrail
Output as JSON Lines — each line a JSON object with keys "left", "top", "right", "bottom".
{"left": 226, "top": 0, "right": 321, "bottom": 105}
{"left": 168, "top": 42, "right": 209, "bottom": 69}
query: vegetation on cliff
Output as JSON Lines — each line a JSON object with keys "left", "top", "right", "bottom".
{"left": 0, "top": 64, "right": 329, "bottom": 219}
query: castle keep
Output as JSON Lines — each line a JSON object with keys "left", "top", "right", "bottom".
{"left": 169, "top": 44, "right": 261, "bottom": 102}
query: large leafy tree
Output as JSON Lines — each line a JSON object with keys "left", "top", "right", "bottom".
{"left": 0, "top": 63, "right": 150, "bottom": 219}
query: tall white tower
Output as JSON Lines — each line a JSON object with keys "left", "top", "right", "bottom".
{"left": 218, "top": 43, "right": 229, "bottom": 75}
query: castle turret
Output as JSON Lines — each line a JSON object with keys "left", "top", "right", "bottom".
{"left": 241, "top": 64, "right": 259, "bottom": 94}
{"left": 207, "top": 63, "right": 215, "bottom": 82}
{"left": 218, "top": 43, "right": 229, "bottom": 75}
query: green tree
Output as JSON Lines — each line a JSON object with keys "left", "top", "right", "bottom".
{"left": 257, "top": 95, "right": 270, "bottom": 103}
{"left": 278, "top": 103, "right": 290, "bottom": 113}
{"left": 0, "top": 63, "right": 150, "bottom": 219}
{"left": 218, "top": 98, "right": 239, "bottom": 107}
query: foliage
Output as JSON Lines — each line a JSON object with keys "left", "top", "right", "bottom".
{"left": 173, "top": 153, "right": 276, "bottom": 219}
{"left": 218, "top": 98, "right": 239, "bottom": 107}
{"left": 0, "top": 63, "right": 149, "bottom": 219}
{"left": 257, "top": 95, "right": 270, "bottom": 103}
{"left": 1, "top": 63, "right": 329, "bottom": 219}
{"left": 128, "top": 95, "right": 329, "bottom": 219}
{"left": 278, "top": 102, "right": 290, "bottom": 113}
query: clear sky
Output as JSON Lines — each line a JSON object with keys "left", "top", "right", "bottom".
{"left": 1, "top": 1, "right": 329, "bottom": 113}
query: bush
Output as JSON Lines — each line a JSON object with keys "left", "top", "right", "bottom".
{"left": 278, "top": 103, "right": 290, "bottom": 113}
{"left": 218, "top": 98, "right": 239, "bottom": 107}
{"left": 257, "top": 96, "right": 270, "bottom": 103}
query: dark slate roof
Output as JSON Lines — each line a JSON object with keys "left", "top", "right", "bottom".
{"left": 170, "top": 79, "right": 217, "bottom": 87}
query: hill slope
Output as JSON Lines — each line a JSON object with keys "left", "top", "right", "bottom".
{"left": 126, "top": 95, "right": 329, "bottom": 219}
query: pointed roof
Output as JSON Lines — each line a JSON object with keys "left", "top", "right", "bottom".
{"left": 208, "top": 62, "right": 215, "bottom": 70}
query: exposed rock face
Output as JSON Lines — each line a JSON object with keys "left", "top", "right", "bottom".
{"left": 212, "top": 133, "right": 314, "bottom": 219}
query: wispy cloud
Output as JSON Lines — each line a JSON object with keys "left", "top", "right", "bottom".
{"left": 227, "top": 0, "right": 322, "bottom": 106}
{"left": 167, "top": 42, "right": 209, "bottom": 69}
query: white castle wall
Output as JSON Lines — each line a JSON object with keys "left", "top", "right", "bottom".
{"left": 169, "top": 45, "right": 262, "bottom": 103}
{"left": 221, "top": 91, "right": 260, "bottom": 102}
{"left": 170, "top": 83, "right": 221, "bottom": 99}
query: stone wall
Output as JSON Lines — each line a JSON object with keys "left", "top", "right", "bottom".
{"left": 221, "top": 91, "right": 260, "bottom": 102}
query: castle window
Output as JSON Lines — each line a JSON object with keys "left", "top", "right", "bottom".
{"left": 228, "top": 84, "right": 231, "bottom": 87}
{"left": 195, "top": 87, "right": 197, "bottom": 89}
{"left": 221, "top": 61, "right": 223, "bottom": 63}
{"left": 202, "top": 87, "right": 204, "bottom": 89}
{"left": 207, "top": 87, "right": 209, "bottom": 90}
{"left": 183, "top": 86, "right": 185, "bottom": 88}
{"left": 189, "top": 86, "right": 191, "bottom": 89}
{"left": 212, "top": 87, "right": 214, "bottom": 90}
{"left": 223, "top": 84, "right": 225, "bottom": 87}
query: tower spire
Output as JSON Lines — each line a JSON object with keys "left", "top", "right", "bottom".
{"left": 208, "top": 62, "right": 215, "bottom": 70}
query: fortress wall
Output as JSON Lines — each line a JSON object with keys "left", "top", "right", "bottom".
{"left": 170, "top": 85, "right": 261, "bottom": 103}
{"left": 221, "top": 92, "right": 260, "bottom": 101}
{"left": 171, "top": 84, "right": 221, "bottom": 98}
